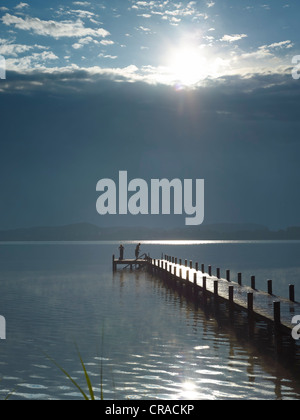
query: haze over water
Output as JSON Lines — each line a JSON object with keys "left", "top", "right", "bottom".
{"left": 0, "top": 241, "right": 299, "bottom": 400}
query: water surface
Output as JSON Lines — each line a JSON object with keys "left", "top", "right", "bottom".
{"left": 0, "top": 241, "right": 299, "bottom": 400}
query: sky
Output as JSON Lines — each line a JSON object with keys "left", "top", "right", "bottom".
{"left": 0, "top": 0, "right": 300, "bottom": 230}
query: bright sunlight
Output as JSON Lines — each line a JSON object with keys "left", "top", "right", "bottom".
{"left": 167, "top": 46, "right": 208, "bottom": 86}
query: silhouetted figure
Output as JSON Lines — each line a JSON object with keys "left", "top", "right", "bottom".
{"left": 135, "top": 243, "right": 141, "bottom": 260}
{"left": 119, "top": 244, "right": 124, "bottom": 260}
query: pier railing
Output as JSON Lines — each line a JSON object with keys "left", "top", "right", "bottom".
{"left": 147, "top": 255, "right": 299, "bottom": 335}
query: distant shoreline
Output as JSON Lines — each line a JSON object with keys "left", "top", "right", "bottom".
{"left": 0, "top": 223, "right": 300, "bottom": 242}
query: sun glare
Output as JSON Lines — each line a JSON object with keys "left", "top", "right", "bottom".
{"left": 167, "top": 46, "right": 208, "bottom": 87}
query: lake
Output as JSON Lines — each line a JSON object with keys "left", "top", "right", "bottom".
{"left": 0, "top": 240, "right": 300, "bottom": 400}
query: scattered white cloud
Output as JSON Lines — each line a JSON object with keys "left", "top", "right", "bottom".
{"left": 72, "top": 36, "right": 115, "bottom": 49}
{"left": 72, "top": 36, "right": 98, "bottom": 49}
{"left": 6, "top": 50, "right": 58, "bottom": 71}
{"left": 100, "top": 39, "right": 115, "bottom": 46}
{"left": 130, "top": 0, "right": 208, "bottom": 24}
{"left": 0, "top": 38, "right": 48, "bottom": 57}
{"left": 15, "top": 2, "right": 29, "bottom": 10}
{"left": 138, "top": 26, "right": 151, "bottom": 32}
{"left": 221, "top": 34, "right": 248, "bottom": 43}
{"left": 68, "top": 9, "right": 97, "bottom": 20}
{"left": 2, "top": 13, "right": 110, "bottom": 39}
{"left": 138, "top": 14, "right": 152, "bottom": 18}
{"left": 241, "top": 40, "right": 294, "bottom": 60}
{"left": 98, "top": 53, "right": 118, "bottom": 60}
{"left": 261, "top": 4, "right": 271, "bottom": 10}
{"left": 207, "top": 1, "right": 215, "bottom": 8}
{"left": 268, "top": 40, "right": 293, "bottom": 49}
{"left": 72, "top": 1, "right": 91, "bottom": 6}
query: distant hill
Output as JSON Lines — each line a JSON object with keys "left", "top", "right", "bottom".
{"left": 0, "top": 223, "right": 300, "bottom": 241}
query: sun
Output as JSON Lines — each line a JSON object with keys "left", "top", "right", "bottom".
{"left": 166, "top": 45, "right": 208, "bottom": 87}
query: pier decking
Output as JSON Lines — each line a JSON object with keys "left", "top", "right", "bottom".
{"left": 112, "top": 255, "right": 149, "bottom": 271}
{"left": 113, "top": 254, "right": 300, "bottom": 335}
{"left": 150, "top": 256, "right": 300, "bottom": 333}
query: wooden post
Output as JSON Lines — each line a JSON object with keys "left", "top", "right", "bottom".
{"left": 267, "top": 280, "right": 273, "bottom": 295}
{"left": 229, "top": 286, "right": 234, "bottom": 304}
{"left": 248, "top": 292, "right": 253, "bottom": 312}
{"left": 238, "top": 273, "right": 242, "bottom": 286}
{"left": 195, "top": 262, "right": 199, "bottom": 272}
{"left": 194, "top": 273, "right": 197, "bottom": 285}
{"left": 172, "top": 257, "right": 174, "bottom": 264}
{"left": 251, "top": 276, "right": 256, "bottom": 290}
{"left": 186, "top": 270, "right": 190, "bottom": 282}
{"left": 175, "top": 258, "right": 178, "bottom": 265}
{"left": 185, "top": 259, "right": 188, "bottom": 267}
{"left": 179, "top": 259, "right": 182, "bottom": 266}
{"left": 274, "top": 301, "right": 281, "bottom": 326}
{"left": 190, "top": 261, "right": 193, "bottom": 269}
{"left": 193, "top": 273, "right": 198, "bottom": 299}
{"left": 214, "top": 280, "right": 218, "bottom": 296}
{"left": 208, "top": 265, "right": 212, "bottom": 276}
{"left": 289, "top": 285, "right": 295, "bottom": 302}
{"left": 201, "top": 264, "right": 205, "bottom": 273}
{"left": 203, "top": 276, "right": 207, "bottom": 293}
{"left": 226, "top": 270, "right": 231, "bottom": 282}
{"left": 174, "top": 266, "right": 177, "bottom": 277}
{"left": 217, "top": 268, "right": 221, "bottom": 279}
{"left": 112, "top": 255, "right": 116, "bottom": 272}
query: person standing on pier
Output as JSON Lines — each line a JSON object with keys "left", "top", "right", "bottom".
{"left": 135, "top": 243, "right": 141, "bottom": 260}
{"left": 119, "top": 244, "right": 125, "bottom": 260}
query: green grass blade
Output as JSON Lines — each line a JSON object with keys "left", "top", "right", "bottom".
{"left": 45, "top": 353, "right": 90, "bottom": 401}
{"left": 76, "top": 348, "right": 95, "bottom": 401}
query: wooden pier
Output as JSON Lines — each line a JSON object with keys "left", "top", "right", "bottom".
{"left": 112, "top": 255, "right": 149, "bottom": 272}
{"left": 114, "top": 254, "right": 300, "bottom": 335}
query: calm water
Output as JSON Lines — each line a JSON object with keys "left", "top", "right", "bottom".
{"left": 0, "top": 241, "right": 300, "bottom": 400}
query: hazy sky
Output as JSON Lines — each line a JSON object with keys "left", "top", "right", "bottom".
{"left": 0, "top": 1, "right": 299, "bottom": 230}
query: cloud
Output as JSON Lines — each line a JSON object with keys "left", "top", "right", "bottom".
{"left": 72, "top": 36, "right": 99, "bottom": 49}
{"left": 2, "top": 13, "right": 110, "bottom": 39}
{"left": 98, "top": 54, "right": 118, "bottom": 60}
{"left": 241, "top": 40, "right": 294, "bottom": 60}
{"left": 100, "top": 39, "right": 115, "bottom": 46}
{"left": 6, "top": 50, "right": 59, "bottom": 71}
{"left": 72, "top": 1, "right": 91, "bottom": 6}
{"left": 130, "top": 0, "right": 208, "bottom": 24}
{"left": 15, "top": 2, "right": 29, "bottom": 10}
{"left": 1, "top": 62, "right": 295, "bottom": 99}
{"left": 0, "top": 39, "right": 47, "bottom": 57}
{"left": 221, "top": 34, "right": 248, "bottom": 43}
{"left": 268, "top": 40, "right": 293, "bottom": 49}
